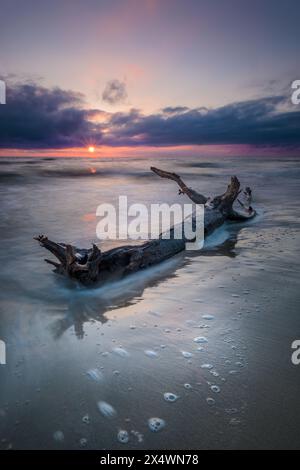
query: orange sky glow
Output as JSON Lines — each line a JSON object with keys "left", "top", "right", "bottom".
{"left": 0, "top": 144, "right": 296, "bottom": 159}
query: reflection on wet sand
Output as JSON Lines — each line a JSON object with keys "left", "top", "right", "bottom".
{"left": 49, "top": 232, "right": 239, "bottom": 339}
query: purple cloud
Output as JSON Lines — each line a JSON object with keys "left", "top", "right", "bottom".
{"left": 1, "top": 81, "right": 300, "bottom": 150}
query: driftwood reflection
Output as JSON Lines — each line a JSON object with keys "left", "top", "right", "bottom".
{"left": 49, "top": 232, "right": 239, "bottom": 339}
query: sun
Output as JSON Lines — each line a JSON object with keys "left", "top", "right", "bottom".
{"left": 88, "top": 146, "right": 95, "bottom": 153}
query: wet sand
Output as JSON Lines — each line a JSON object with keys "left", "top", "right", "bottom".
{"left": 0, "top": 155, "right": 300, "bottom": 449}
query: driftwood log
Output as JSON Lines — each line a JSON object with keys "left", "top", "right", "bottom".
{"left": 34, "top": 167, "right": 256, "bottom": 286}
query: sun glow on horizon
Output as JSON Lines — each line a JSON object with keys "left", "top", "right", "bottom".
{"left": 88, "top": 146, "right": 95, "bottom": 153}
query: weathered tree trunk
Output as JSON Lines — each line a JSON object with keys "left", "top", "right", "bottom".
{"left": 34, "top": 167, "right": 256, "bottom": 286}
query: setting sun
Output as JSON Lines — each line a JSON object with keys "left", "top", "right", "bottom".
{"left": 88, "top": 146, "right": 95, "bottom": 153}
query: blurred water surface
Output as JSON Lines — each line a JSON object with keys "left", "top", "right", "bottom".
{"left": 0, "top": 155, "right": 299, "bottom": 449}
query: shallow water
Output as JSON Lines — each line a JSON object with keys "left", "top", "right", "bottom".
{"left": 0, "top": 155, "right": 300, "bottom": 449}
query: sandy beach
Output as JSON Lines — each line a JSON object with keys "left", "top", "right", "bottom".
{"left": 0, "top": 155, "right": 300, "bottom": 449}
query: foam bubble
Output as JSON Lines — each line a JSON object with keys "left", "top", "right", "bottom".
{"left": 148, "top": 417, "right": 166, "bottom": 432}
{"left": 97, "top": 401, "right": 117, "bottom": 418}
{"left": 181, "top": 351, "right": 193, "bottom": 358}
{"left": 206, "top": 398, "right": 215, "bottom": 406}
{"left": 194, "top": 336, "right": 208, "bottom": 344}
{"left": 87, "top": 369, "right": 103, "bottom": 382}
{"left": 163, "top": 392, "right": 179, "bottom": 403}
{"left": 117, "top": 430, "right": 129, "bottom": 444}
{"left": 131, "top": 430, "right": 144, "bottom": 443}
{"left": 210, "top": 370, "right": 220, "bottom": 377}
{"left": 113, "top": 347, "right": 130, "bottom": 358}
{"left": 144, "top": 350, "right": 158, "bottom": 358}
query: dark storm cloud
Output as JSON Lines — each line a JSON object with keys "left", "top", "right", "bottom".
{"left": 162, "top": 106, "right": 190, "bottom": 115}
{"left": 103, "top": 96, "right": 300, "bottom": 148}
{"left": 1, "top": 81, "right": 300, "bottom": 150}
{"left": 0, "top": 82, "right": 102, "bottom": 148}
{"left": 102, "top": 79, "right": 127, "bottom": 105}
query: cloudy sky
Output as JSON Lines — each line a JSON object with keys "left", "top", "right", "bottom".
{"left": 0, "top": 0, "right": 299, "bottom": 157}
